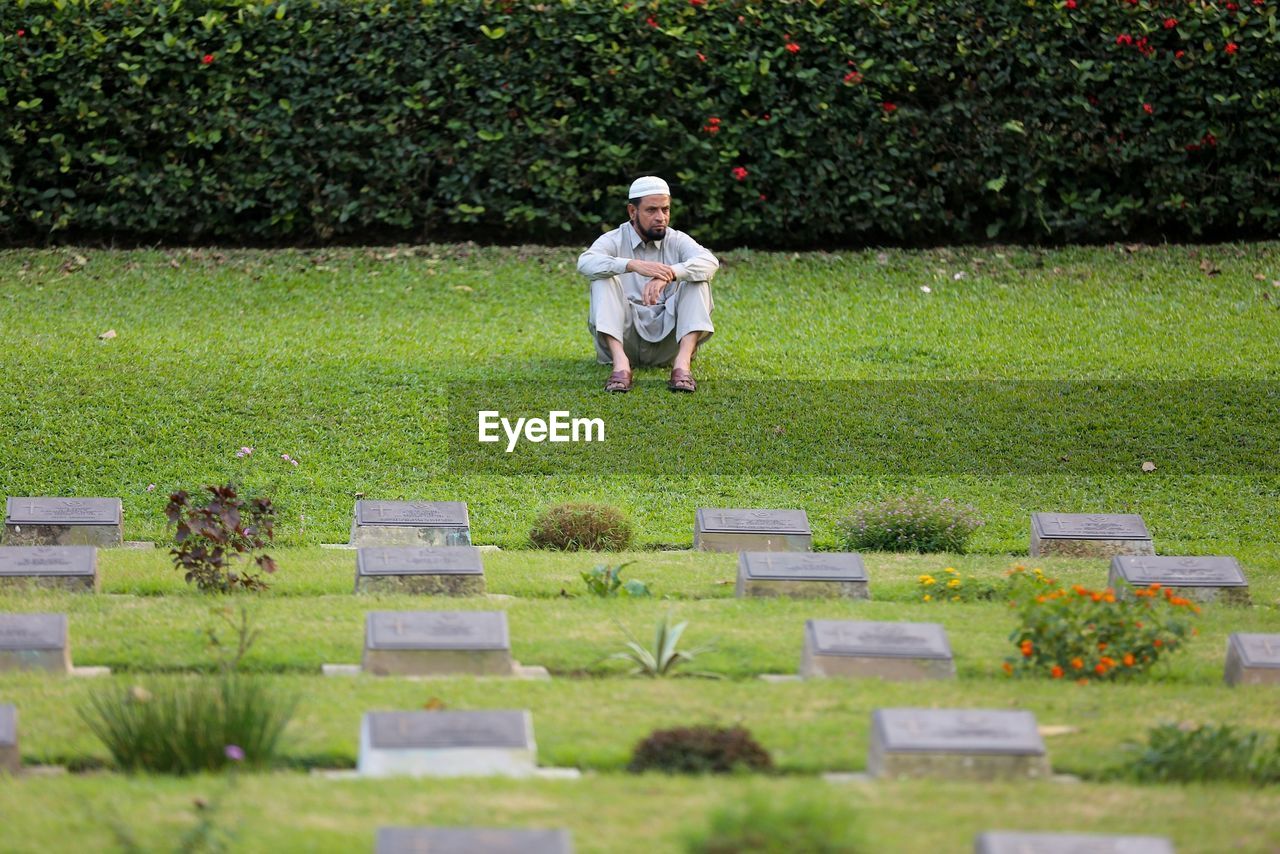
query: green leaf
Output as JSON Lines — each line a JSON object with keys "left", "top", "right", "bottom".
{"left": 480, "top": 24, "right": 506, "bottom": 39}
{"left": 476, "top": 130, "right": 504, "bottom": 142}
{"left": 985, "top": 175, "right": 1008, "bottom": 192}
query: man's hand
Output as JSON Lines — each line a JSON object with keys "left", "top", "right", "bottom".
{"left": 642, "top": 277, "right": 670, "bottom": 306}
{"left": 627, "top": 259, "right": 675, "bottom": 281}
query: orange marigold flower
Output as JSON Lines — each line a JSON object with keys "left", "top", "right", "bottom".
{"left": 1123, "top": 653, "right": 1135, "bottom": 667}
{"left": 1134, "top": 621, "right": 1143, "bottom": 629}
{"left": 1097, "top": 642, "right": 1108, "bottom": 651}
{"left": 1103, "top": 592, "right": 1116, "bottom": 603}
{"left": 1091, "top": 593, "right": 1103, "bottom": 602}
{"left": 1100, "top": 656, "right": 1115, "bottom": 668}
{"left": 1094, "top": 663, "right": 1108, "bottom": 675}
{"left": 1050, "top": 665, "right": 1064, "bottom": 679}
{"left": 1153, "top": 638, "right": 1163, "bottom": 648}
{"left": 1149, "top": 583, "right": 1162, "bottom": 591}
{"left": 1002, "top": 662, "right": 1014, "bottom": 675}
{"left": 1071, "top": 657, "right": 1084, "bottom": 670}
{"left": 1074, "top": 585, "right": 1088, "bottom": 596}
{"left": 1020, "top": 640, "right": 1034, "bottom": 657}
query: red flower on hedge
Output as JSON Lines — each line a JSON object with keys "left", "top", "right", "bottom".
{"left": 689, "top": 0, "right": 706, "bottom": 5}
{"left": 786, "top": 42, "right": 800, "bottom": 53}
{"left": 202, "top": 54, "right": 215, "bottom": 65}
{"left": 646, "top": 16, "right": 658, "bottom": 28}
{"left": 1143, "top": 102, "right": 1153, "bottom": 114}
{"left": 1163, "top": 17, "right": 1177, "bottom": 27}
{"left": 696, "top": 52, "right": 707, "bottom": 62}
{"left": 759, "top": 193, "right": 768, "bottom": 201}
{"left": 1065, "top": 0, "right": 1076, "bottom": 8}
{"left": 1115, "top": 33, "right": 1133, "bottom": 46}
{"left": 1175, "top": 50, "right": 1186, "bottom": 58}
{"left": 16, "top": 29, "right": 25, "bottom": 37}
{"left": 843, "top": 71, "right": 863, "bottom": 84}
{"left": 1226, "top": 1, "right": 1238, "bottom": 9}
{"left": 1225, "top": 41, "right": 1239, "bottom": 54}
{"left": 882, "top": 102, "right": 897, "bottom": 113}
{"left": 731, "top": 166, "right": 749, "bottom": 181}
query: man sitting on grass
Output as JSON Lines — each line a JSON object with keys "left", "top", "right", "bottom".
{"left": 577, "top": 176, "right": 719, "bottom": 393}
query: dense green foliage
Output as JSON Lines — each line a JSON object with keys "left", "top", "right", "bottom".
{"left": 628, "top": 724, "right": 773, "bottom": 774}
{"left": 529, "top": 502, "right": 635, "bottom": 551}
{"left": 684, "top": 790, "right": 866, "bottom": 853}
{"left": 2, "top": 0, "right": 1278, "bottom": 245}
{"left": 1119, "top": 723, "right": 1280, "bottom": 784}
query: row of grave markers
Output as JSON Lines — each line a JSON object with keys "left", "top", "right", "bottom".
{"left": 0, "top": 496, "right": 1192, "bottom": 558}
{"left": 2, "top": 607, "right": 1276, "bottom": 685}
{"left": 0, "top": 697, "right": 1190, "bottom": 852}
{"left": 0, "top": 541, "right": 1258, "bottom": 608}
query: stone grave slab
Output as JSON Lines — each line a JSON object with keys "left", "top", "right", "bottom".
{"left": 0, "top": 704, "right": 17, "bottom": 774}
{"left": 736, "top": 552, "right": 868, "bottom": 599}
{"left": 354, "top": 546, "right": 484, "bottom": 595}
{"left": 358, "top": 709, "right": 536, "bottom": 778}
{"left": 376, "top": 827, "right": 573, "bottom": 854}
{"left": 1224, "top": 633, "right": 1280, "bottom": 686}
{"left": 0, "top": 613, "right": 71, "bottom": 674}
{"left": 350, "top": 500, "right": 472, "bottom": 547}
{"left": 0, "top": 546, "right": 98, "bottom": 593}
{"left": 801, "top": 620, "right": 955, "bottom": 681}
{"left": 362, "top": 611, "right": 514, "bottom": 677}
{"left": 3, "top": 498, "right": 123, "bottom": 547}
{"left": 975, "top": 831, "right": 1176, "bottom": 854}
{"left": 1030, "top": 513, "right": 1154, "bottom": 558}
{"left": 1111, "top": 555, "right": 1249, "bottom": 605}
{"left": 694, "top": 508, "right": 811, "bottom": 552}
{"left": 867, "top": 708, "right": 1050, "bottom": 781}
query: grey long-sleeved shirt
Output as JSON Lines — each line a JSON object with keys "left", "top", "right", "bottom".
{"left": 577, "top": 221, "right": 719, "bottom": 290}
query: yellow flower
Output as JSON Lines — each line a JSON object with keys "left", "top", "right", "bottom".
{"left": 951, "top": 595, "right": 961, "bottom": 601}
{"left": 919, "top": 575, "right": 936, "bottom": 586}
{"left": 947, "top": 578, "right": 961, "bottom": 588}
{"left": 923, "top": 594, "right": 932, "bottom": 602}
{"left": 945, "top": 567, "right": 959, "bottom": 575}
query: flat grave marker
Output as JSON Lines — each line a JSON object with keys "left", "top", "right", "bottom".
{"left": 355, "top": 546, "right": 485, "bottom": 595}
{"left": 350, "top": 500, "right": 471, "bottom": 547}
{"left": 3, "top": 497, "right": 123, "bottom": 547}
{"left": 1110, "top": 555, "right": 1249, "bottom": 605}
{"left": 362, "top": 611, "right": 514, "bottom": 677}
{"left": 868, "top": 708, "right": 1050, "bottom": 781}
{"left": 1224, "top": 633, "right": 1280, "bottom": 686}
{"left": 375, "top": 828, "right": 574, "bottom": 854}
{"left": 974, "top": 831, "right": 1176, "bottom": 853}
{"left": 0, "top": 546, "right": 98, "bottom": 592}
{"left": 0, "top": 613, "right": 71, "bottom": 674}
{"left": 801, "top": 620, "right": 954, "bottom": 681}
{"left": 0, "top": 704, "right": 17, "bottom": 774}
{"left": 736, "top": 552, "right": 868, "bottom": 599}
{"left": 358, "top": 710, "right": 537, "bottom": 778}
{"left": 694, "top": 508, "right": 811, "bottom": 553}
{"left": 1030, "top": 513, "right": 1154, "bottom": 558}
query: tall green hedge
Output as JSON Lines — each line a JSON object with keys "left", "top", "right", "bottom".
{"left": 1, "top": 0, "right": 1277, "bottom": 246}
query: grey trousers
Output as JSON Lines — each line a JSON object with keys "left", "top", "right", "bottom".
{"left": 587, "top": 278, "right": 715, "bottom": 367}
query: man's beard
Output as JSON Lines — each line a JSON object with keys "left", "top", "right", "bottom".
{"left": 631, "top": 217, "right": 667, "bottom": 243}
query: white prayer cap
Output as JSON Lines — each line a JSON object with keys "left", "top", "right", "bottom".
{"left": 628, "top": 176, "right": 670, "bottom": 199}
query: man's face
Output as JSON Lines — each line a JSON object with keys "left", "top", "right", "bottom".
{"left": 628, "top": 194, "right": 671, "bottom": 243}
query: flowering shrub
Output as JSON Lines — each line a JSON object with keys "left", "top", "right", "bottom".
{"left": 839, "top": 493, "right": 983, "bottom": 553}
{"left": 917, "top": 566, "right": 997, "bottom": 603}
{"left": 2, "top": 0, "right": 1278, "bottom": 244}
{"left": 1004, "top": 570, "right": 1199, "bottom": 682}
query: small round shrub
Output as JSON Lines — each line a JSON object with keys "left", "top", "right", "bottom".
{"left": 529, "top": 502, "right": 634, "bottom": 551}
{"left": 627, "top": 725, "right": 772, "bottom": 775}
{"left": 684, "top": 790, "right": 866, "bottom": 853}
{"left": 837, "top": 492, "right": 983, "bottom": 553}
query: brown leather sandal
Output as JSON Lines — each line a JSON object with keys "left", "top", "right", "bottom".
{"left": 604, "top": 369, "right": 633, "bottom": 393}
{"left": 668, "top": 368, "right": 696, "bottom": 393}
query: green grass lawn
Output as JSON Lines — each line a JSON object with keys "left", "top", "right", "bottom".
{"left": 1, "top": 243, "right": 1278, "bottom": 852}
